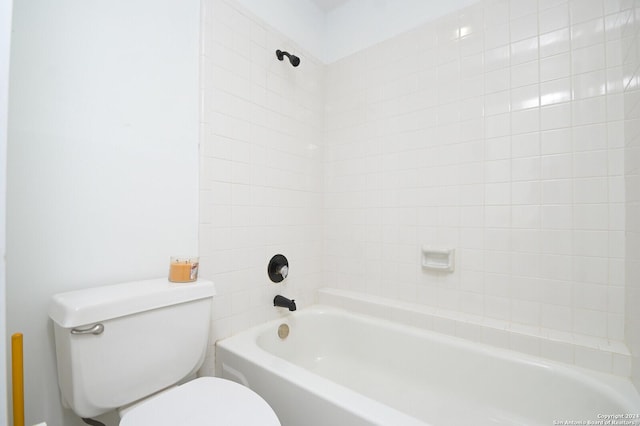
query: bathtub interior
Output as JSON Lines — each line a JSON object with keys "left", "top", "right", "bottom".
{"left": 218, "top": 306, "right": 640, "bottom": 426}
{"left": 217, "top": 305, "right": 640, "bottom": 425}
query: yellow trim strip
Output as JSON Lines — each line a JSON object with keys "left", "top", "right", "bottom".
{"left": 12, "top": 333, "right": 24, "bottom": 426}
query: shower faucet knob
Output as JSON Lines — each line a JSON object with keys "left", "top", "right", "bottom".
{"left": 278, "top": 265, "right": 289, "bottom": 279}
{"left": 268, "top": 254, "right": 289, "bottom": 283}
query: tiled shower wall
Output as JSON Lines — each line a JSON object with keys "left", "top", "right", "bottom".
{"left": 200, "top": 0, "right": 638, "bottom": 378}
{"left": 623, "top": 0, "right": 640, "bottom": 390}
{"left": 324, "top": 0, "right": 629, "bottom": 347}
{"left": 199, "top": 0, "right": 325, "bottom": 370}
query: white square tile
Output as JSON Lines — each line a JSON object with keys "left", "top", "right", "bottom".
{"left": 540, "top": 339, "right": 574, "bottom": 364}
{"left": 573, "top": 150, "right": 608, "bottom": 177}
{"left": 541, "top": 153, "right": 573, "bottom": 179}
{"left": 542, "top": 180, "right": 573, "bottom": 204}
{"left": 572, "top": 70, "right": 607, "bottom": 100}
{"left": 541, "top": 54, "right": 571, "bottom": 83}
{"left": 485, "top": 68, "right": 511, "bottom": 93}
{"left": 511, "top": 13, "right": 539, "bottom": 42}
{"left": 512, "top": 106, "right": 540, "bottom": 135}
{"left": 540, "top": 28, "right": 571, "bottom": 57}
{"left": 540, "top": 102, "right": 571, "bottom": 130}
{"left": 485, "top": 159, "right": 511, "bottom": 182}
{"left": 573, "top": 256, "right": 608, "bottom": 284}
{"left": 511, "top": 37, "right": 539, "bottom": 65}
{"left": 608, "top": 230, "right": 625, "bottom": 258}
{"left": 485, "top": 206, "right": 512, "bottom": 228}
{"left": 460, "top": 33, "right": 484, "bottom": 57}
{"left": 542, "top": 205, "right": 573, "bottom": 229}
{"left": 540, "top": 280, "right": 573, "bottom": 307}
{"left": 569, "top": 0, "right": 604, "bottom": 25}
{"left": 608, "top": 176, "right": 625, "bottom": 203}
{"left": 510, "top": 0, "right": 539, "bottom": 19}
{"left": 486, "top": 182, "right": 512, "bottom": 204}
{"left": 433, "top": 316, "right": 457, "bottom": 335}
{"left": 485, "top": 0, "right": 510, "bottom": 27}
{"left": 511, "top": 84, "right": 540, "bottom": 111}
{"left": 511, "top": 205, "right": 541, "bottom": 228}
{"left": 539, "top": 3, "right": 570, "bottom": 34}
{"left": 511, "top": 182, "right": 541, "bottom": 204}
{"left": 512, "top": 299, "right": 542, "bottom": 324}
{"left": 509, "top": 333, "right": 542, "bottom": 356}
{"left": 512, "top": 157, "right": 541, "bottom": 181}
{"left": 485, "top": 23, "right": 510, "bottom": 49}
{"left": 485, "top": 45, "right": 511, "bottom": 71}
{"left": 456, "top": 320, "right": 484, "bottom": 341}
{"left": 577, "top": 281, "right": 607, "bottom": 314}
{"left": 574, "top": 309, "right": 607, "bottom": 338}
{"left": 482, "top": 327, "right": 511, "bottom": 348}
{"left": 572, "top": 18, "right": 605, "bottom": 50}
{"left": 573, "top": 177, "right": 608, "bottom": 203}
{"left": 573, "top": 230, "right": 608, "bottom": 257}
{"left": 612, "top": 353, "right": 632, "bottom": 377}
{"left": 541, "top": 304, "right": 572, "bottom": 331}
{"left": 485, "top": 295, "right": 511, "bottom": 320}
{"left": 573, "top": 203, "right": 608, "bottom": 229}
{"left": 485, "top": 90, "right": 511, "bottom": 115}
{"left": 540, "top": 78, "right": 572, "bottom": 106}
{"left": 572, "top": 124, "right": 607, "bottom": 151}
{"left": 540, "top": 230, "right": 572, "bottom": 255}
{"left": 571, "top": 43, "right": 606, "bottom": 74}
{"left": 485, "top": 113, "right": 512, "bottom": 138}
{"left": 607, "top": 314, "right": 625, "bottom": 341}
{"left": 603, "top": 0, "right": 623, "bottom": 15}
{"left": 539, "top": 253, "right": 573, "bottom": 280}
{"left": 511, "top": 132, "right": 540, "bottom": 157}
{"left": 461, "top": 75, "right": 485, "bottom": 98}
{"left": 460, "top": 53, "right": 484, "bottom": 79}
{"left": 541, "top": 128, "right": 572, "bottom": 154}
{"left": 608, "top": 203, "right": 624, "bottom": 231}
{"left": 538, "top": 0, "right": 567, "bottom": 10}
{"left": 607, "top": 93, "right": 624, "bottom": 121}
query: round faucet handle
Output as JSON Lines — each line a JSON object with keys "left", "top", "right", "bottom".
{"left": 268, "top": 254, "right": 289, "bottom": 283}
{"left": 279, "top": 265, "right": 289, "bottom": 279}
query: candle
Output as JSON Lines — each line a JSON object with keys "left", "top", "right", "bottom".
{"left": 169, "top": 256, "right": 199, "bottom": 283}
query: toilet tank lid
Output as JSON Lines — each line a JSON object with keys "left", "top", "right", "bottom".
{"left": 49, "top": 278, "right": 215, "bottom": 328}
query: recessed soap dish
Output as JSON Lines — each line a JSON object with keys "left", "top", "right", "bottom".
{"left": 421, "top": 246, "right": 455, "bottom": 272}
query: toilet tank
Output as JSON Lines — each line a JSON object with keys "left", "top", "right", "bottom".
{"left": 49, "top": 278, "right": 215, "bottom": 418}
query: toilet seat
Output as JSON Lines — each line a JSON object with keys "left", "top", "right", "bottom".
{"left": 119, "top": 377, "right": 281, "bottom": 426}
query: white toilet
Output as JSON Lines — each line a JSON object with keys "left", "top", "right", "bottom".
{"left": 48, "top": 278, "right": 280, "bottom": 426}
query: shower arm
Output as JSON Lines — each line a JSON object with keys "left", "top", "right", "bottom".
{"left": 276, "top": 49, "right": 300, "bottom": 67}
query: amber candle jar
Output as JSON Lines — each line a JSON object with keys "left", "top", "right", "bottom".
{"left": 169, "top": 256, "right": 199, "bottom": 283}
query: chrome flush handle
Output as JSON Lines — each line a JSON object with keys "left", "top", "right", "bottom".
{"left": 70, "top": 323, "right": 104, "bottom": 335}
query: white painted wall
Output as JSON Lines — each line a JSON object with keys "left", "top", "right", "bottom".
{"left": 1, "top": 0, "right": 12, "bottom": 423}
{"left": 6, "top": 0, "right": 200, "bottom": 424}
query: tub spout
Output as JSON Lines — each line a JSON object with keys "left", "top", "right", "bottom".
{"left": 274, "top": 295, "right": 296, "bottom": 311}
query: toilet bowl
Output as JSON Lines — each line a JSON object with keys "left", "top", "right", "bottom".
{"left": 120, "top": 377, "right": 280, "bottom": 426}
{"left": 48, "top": 278, "right": 280, "bottom": 425}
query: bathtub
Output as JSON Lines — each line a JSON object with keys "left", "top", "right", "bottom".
{"left": 216, "top": 306, "right": 640, "bottom": 426}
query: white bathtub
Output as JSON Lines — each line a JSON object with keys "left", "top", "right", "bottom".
{"left": 216, "top": 306, "right": 640, "bottom": 426}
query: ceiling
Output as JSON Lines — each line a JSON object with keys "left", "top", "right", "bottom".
{"left": 310, "top": 0, "right": 351, "bottom": 12}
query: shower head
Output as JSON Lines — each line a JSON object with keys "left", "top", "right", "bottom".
{"left": 276, "top": 49, "right": 300, "bottom": 67}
